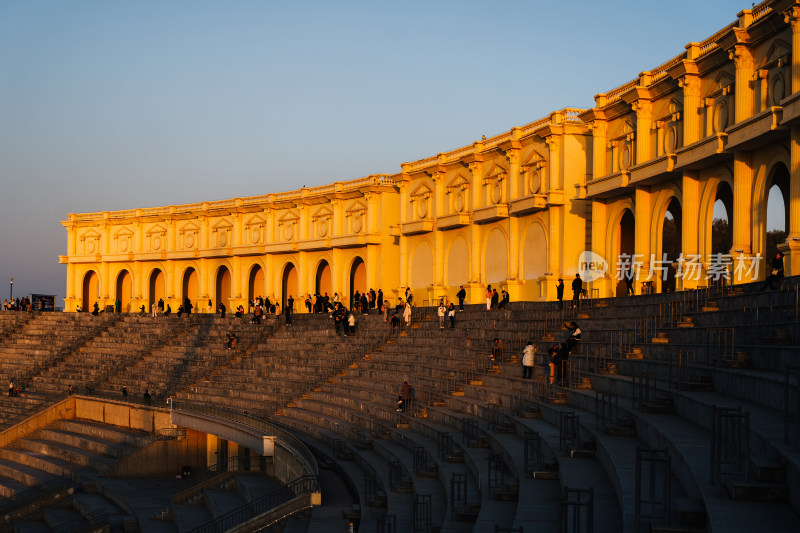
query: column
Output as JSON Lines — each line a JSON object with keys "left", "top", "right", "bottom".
{"left": 731, "top": 150, "right": 755, "bottom": 283}
{"left": 681, "top": 74, "right": 701, "bottom": 146}
{"left": 590, "top": 201, "right": 611, "bottom": 297}
{"left": 634, "top": 187, "right": 654, "bottom": 288}
{"left": 787, "top": 125, "right": 800, "bottom": 276}
{"left": 785, "top": 6, "right": 800, "bottom": 94}
{"left": 730, "top": 43, "right": 754, "bottom": 124}
{"left": 681, "top": 171, "right": 701, "bottom": 290}
{"left": 633, "top": 100, "right": 652, "bottom": 164}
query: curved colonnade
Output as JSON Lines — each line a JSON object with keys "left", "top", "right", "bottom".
{"left": 62, "top": 0, "right": 800, "bottom": 313}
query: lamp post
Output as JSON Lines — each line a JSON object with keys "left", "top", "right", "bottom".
{"left": 9, "top": 278, "right": 12, "bottom": 302}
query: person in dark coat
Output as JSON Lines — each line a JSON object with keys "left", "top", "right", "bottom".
{"left": 456, "top": 285, "right": 466, "bottom": 311}
{"left": 556, "top": 279, "right": 564, "bottom": 309}
{"left": 397, "top": 381, "right": 412, "bottom": 412}
{"left": 761, "top": 252, "right": 784, "bottom": 290}
{"left": 571, "top": 274, "right": 582, "bottom": 309}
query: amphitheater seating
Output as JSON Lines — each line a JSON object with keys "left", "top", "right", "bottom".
{"left": 0, "top": 280, "right": 798, "bottom": 531}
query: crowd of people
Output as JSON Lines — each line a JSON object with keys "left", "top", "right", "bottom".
{"left": 2, "top": 297, "right": 31, "bottom": 312}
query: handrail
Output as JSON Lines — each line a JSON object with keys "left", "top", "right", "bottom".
{"left": 168, "top": 400, "right": 318, "bottom": 478}
{"left": 185, "top": 475, "right": 319, "bottom": 533}
{"left": 0, "top": 476, "right": 72, "bottom": 514}
{"left": 181, "top": 455, "right": 269, "bottom": 488}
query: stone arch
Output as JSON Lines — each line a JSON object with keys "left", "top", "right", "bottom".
{"left": 316, "top": 259, "right": 332, "bottom": 297}
{"left": 410, "top": 240, "right": 433, "bottom": 290}
{"left": 281, "top": 262, "right": 298, "bottom": 309}
{"left": 349, "top": 257, "right": 366, "bottom": 307}
{"left": 651, "top": 187, "right": 683, "bottom": 292}
{"left": 522, "top": 219, "right": 548, "bottom": 281}
{"left": 181, "top": 266, "right": 199, "bottom": 306}
{"left": 755, "top": 160, "right": 790, "bottom": 259}
{"left": 248, "top": 263, "right": 265, "bottom": 304}
{"left": 484, "top": 227, "right": 509, "bottom": 284}
{"left": 82, "top": 270, "right": 100, "bottom": 312}
{"left": 148, "top": 268, "right": 165, "bottom": 310}
{"left": 607, "top": 201, "right": 635, "bottom": 297}
{"left": 215, "top": 265, "right": 232, "bottom": 312}
{"left": 115, "top": 269, "right": 133, "bottom": 312}
{"left": 751, "top": 148, "right": 790, "bottom": 254}
{"left": 445, "top": 235, "right": 469, "bottom": 288}
{"left": 699, "top": 167, "right": 734, "bottom": 260}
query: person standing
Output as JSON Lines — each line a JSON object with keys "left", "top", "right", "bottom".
{"left": 456, "top": 285, "right": 466, "bottom": 311}
{"left": 184, "top": 298, "right": 192, "bottom": 315}
{"left": 158, "top": 298, "right": 165, "bottom": 313}
{"left": 491, "top": 289, "right": 499, "bottom": 310}
{"left": 571, "top": 274, "right": 582, "bottom": 309}
{"left": 522, "top": 341, "right": 535, "bottom": 379}
{"left": 761, "top": 252, "right": 784, "bottom": 290}
{"left": 485, "top": 285, "right": 492, "bottom": 310}
{"left": 218, "top": 302, "right": 226, "bottom": 318}
{"left": 624, "top": 266, "right": 635, "bottom": 296}
{"left": 115, "top": 298, "right": 121, "bottom": 313}
{"left": 438, "top": 302, "right": 446, "bottom": 329}
{"left": 556, "top": 279, "right": 564, "bottom": 310}
{"left": 8, "top": 378, "right": 14, "bottom": 397}
{"left": 403, "top": 301, "right": 412, "bottom": 328}
{"left": 284, "top": 300, "right": 293, "bottom": 326}
{"left": 447, "top": 303, "right": 456, "bottom": 328}
{"left": 397, "top": 380, "right": 412, "bottom": 412}
{"left": 92, "top": 302, "right": 99, "bottom": 317}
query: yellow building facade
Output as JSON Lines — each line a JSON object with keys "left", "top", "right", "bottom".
{"left": 61, "top": 0, "right": 800, "bottom": 312}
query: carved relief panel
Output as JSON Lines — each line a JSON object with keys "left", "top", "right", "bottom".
{"left": 346, "top": 201, "right": 367, "bottom": 234}
{"left": 244, "top": 215, "right": 266, "bottom": 245}
{"left": 277, "top": 211, "right": 299, "bottom": 242}
{"left": 80, "top": 229, "right": 101, "bottom": 255}
{"left": 212, "top": 219, "right": 233, "bottom": 248}
{"left": 409, "top": 183, "right": 432, "bottom": 220}
{"left": 312, "top": 207, "right": 333, "bottom": 238}
{"left": 445, "top": 175, "right": 469, "bottom": 214}
{"left": 178, "top": 222, "right": 200, "bottom": 250}
{"left": 483, "top": 164, "right": 507, "bottom": 206}
{"left": 113, "top": 228, "right": 134, "bottom": 254}
{"left": 146, "top": 225, "right": 167, "bottom": 252}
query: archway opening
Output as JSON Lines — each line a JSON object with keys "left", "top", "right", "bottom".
{"left": 216, "top": 266, "right": 232, "bottom": 312}
{"left": 616, "top": 210, "right": 635, "bottom": 296}
{"left": 765, "top": 164, "right": 789, "bottom": 261}
{"left": 349, "top": 258, "right": 366, "bottom": 308}
{"left": 281, "top": 263, "right": 298, "bottom": 309}
{"left": 82, "top": 271, "right": 99, "bottom": 312}
{"left": 712, "top": 182, "right": 733, "bottom": 255}
{"left": 316, "top": 260, "right": 332, "bottom": 297}
{"left": 182, "top": 268, "right": 199, "bottom": 306}
{"left": 248, "top": 265, "right": 265, "bottom": 305}
{"left": 115, "top": 270, "right": 132, "bottom": 312}
{"left": 148, "top": 269, "right": 165, "bottom": 310}
{"left": 661, "top": 198, "right": 682, "bottom": 292}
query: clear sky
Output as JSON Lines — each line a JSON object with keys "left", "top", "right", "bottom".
{"left": 0, "top": 0, "right": 781, "bottom": 305}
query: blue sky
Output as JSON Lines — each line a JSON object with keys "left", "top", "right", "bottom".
{"left": 0, "top": 0, "right": 781, "bottom": 304}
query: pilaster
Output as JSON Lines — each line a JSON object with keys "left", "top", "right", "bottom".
{"left": 634, "top": 188, "right": 654, "bottom": 282}
{"left": 785, "top": 5, "right": 800, "bottom": 94}
{"left": 681, "top": 171, "right": 701, "bottom": 290}
{"left": 788, "top": 125, "right": 800, "bottom": 275}
{"left": 633, "top": 100, "right": 653, "bottom": 163}
{"left": 730, "top": 41, "right": 754, "bottom": 124}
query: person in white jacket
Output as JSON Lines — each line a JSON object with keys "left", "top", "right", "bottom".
{"left": 522, "top": 341, "right": 535, "bottom": 379}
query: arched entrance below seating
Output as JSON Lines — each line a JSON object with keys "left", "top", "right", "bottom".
{"left": 248, "top": 265, "right": 265, "bottom": 305}
{"left": 349, "top": 257, "right": 365, "bottom": 309}
{"left": 764, "top": 163, "right": 789, "bottom": 261}
{"left": 615, "top": 210, "right": 635, "bottom": 296}
{"left": 281, "top": 263, "right": 298, "bottom": 309}
{"left": 215, "top": 266, "right": 232, "bottom": 312}
{"left": 182, "top": 268, "right": 199, "bottom": 307}
{"left": 115, "top": 270, "right": 132, "bottom": 312}
{"left": 316, "top": 260, "right": 331, "bottom": 297}
{"left": 148, "top": 269, "right": 165, "bottom": 310}
{"left": 82, "top": 271, "right": 99, "bottom": 312}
